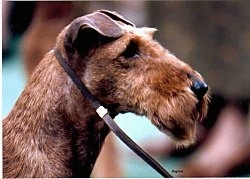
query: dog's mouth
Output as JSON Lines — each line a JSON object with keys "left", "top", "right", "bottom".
{"left": 150, "top": 95, "right": 208, "bottom": 147}
{"left": 159, "top": 118, "right": 194, "bottom": 141}
{"left": 150, "top": 112, "right": 197, "bottom": 147}
{"left": 194, "top": 94, "right": 209, "bottom": 121}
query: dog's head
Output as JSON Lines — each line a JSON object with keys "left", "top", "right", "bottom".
{"left": 55, "top": 10, "right": 209, "bottom": 147}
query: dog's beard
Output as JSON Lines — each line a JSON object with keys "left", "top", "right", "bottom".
{"left": 150, "top": 114, "right": 197, "bottom": 148}
{"left": 146, "top": 96, "right": 208, "bottom": 148}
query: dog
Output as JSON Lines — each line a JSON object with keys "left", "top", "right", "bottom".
{"left": 3, "top": 10, "right": 209, "bottom": 177}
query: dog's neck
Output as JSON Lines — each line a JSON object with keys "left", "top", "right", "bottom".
{"left": 3, "top": 52, "right": 110, "bottom": 177}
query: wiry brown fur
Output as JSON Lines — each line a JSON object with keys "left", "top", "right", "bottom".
{"left": 3, "top": 10, "right": 209, "bottom": 177}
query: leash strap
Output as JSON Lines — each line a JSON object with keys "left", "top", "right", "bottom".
{"left": 54, "top": 48, "right": 173, "bottom": 178}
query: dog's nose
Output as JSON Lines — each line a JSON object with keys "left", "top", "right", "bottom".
{"left": 191, "top": 80, "right": 208, "bottom": 99}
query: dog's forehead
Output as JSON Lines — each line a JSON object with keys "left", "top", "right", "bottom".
{"left": 122, "top": 24, "right": 157, "bottom": 39}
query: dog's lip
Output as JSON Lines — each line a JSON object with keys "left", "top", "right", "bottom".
{"left": 153, "top": 115, "right": 194, "bottom": 141}
{"left": 191, "top": 107, "right": 199, "bottom": 122}
{"left": 194, "top": 97, "right": 207, "bottom": 122}
{"left": 157, "top": 118, "right": 172, "bottom": 133}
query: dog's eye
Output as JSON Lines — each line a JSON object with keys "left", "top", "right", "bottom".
{"left": 121, "top": 41, "right": 139, "bottom": 59}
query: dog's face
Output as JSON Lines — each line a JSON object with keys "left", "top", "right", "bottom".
{"left": 58, "top": 10, "right": 209, "bottom": 147}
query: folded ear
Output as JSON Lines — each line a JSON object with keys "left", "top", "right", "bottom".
{"left": 64, "top": 10, "right": 134, "bottom": 57}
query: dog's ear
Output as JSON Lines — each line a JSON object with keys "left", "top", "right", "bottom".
{"left": 64, "top": 10, "right": 134, "bottom": 57}
{"left": 98, "top": 10, "right": 134, "bottom": 27}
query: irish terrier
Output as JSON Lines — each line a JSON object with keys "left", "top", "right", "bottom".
{"left": 3, "top": 10, "right": 209, "bottom": 177}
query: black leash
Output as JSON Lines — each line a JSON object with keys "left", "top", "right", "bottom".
{"left": 54, "top": 48, "right": 173, "bottom": 178}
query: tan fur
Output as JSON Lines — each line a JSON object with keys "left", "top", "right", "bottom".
{"left": 3, "top": 10, "right": 209, "bottom": 177}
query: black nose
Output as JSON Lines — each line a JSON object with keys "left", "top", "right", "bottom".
{"left": 191, "top": 80, "right": 208, "bottom": 99}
